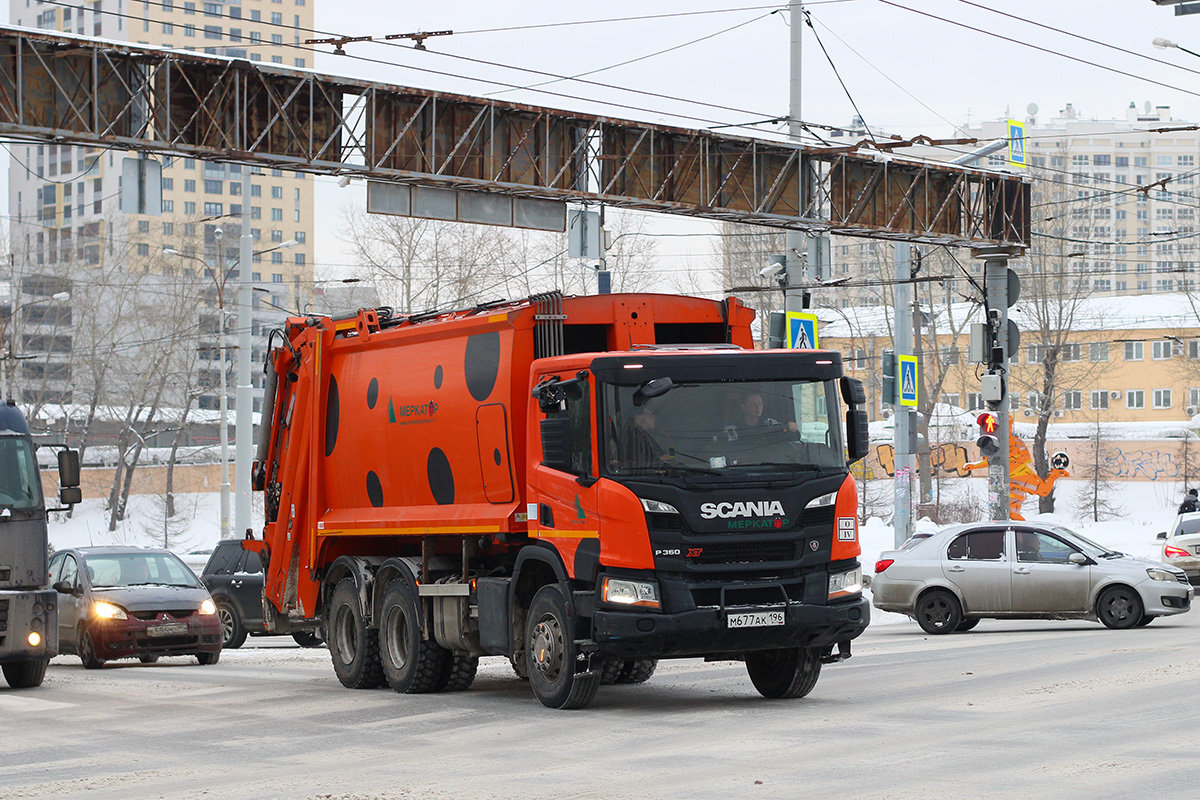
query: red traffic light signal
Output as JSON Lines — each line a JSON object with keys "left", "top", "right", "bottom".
{"left": 976, "top": 412, "right": 1000, "bottom": 457}
{"left": 976, "top": 412, "right": 998, "bottom": 435}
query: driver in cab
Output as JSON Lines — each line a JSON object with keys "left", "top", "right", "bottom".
{"left": 724, "top": 391, "right": 798, "bottom": 442}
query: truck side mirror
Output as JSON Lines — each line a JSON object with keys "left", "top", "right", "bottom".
{"left": 58, "top": 449, "right": 80, "bottom": 488}
{"left": 845, "top": 409, "right": 869, "bottom": 464}
{"left": 540, "top": 417, "right": 573, "bottom": 472}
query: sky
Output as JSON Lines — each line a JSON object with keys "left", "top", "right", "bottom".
{"left": 7, "top": 0, "right": 1200, "bottom": 289}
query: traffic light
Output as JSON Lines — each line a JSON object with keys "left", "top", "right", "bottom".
{"left": 881, "top": 349, "right": 896, "bottom": 406}
{"left": 976, "top": 411, "right": 1000, "bottom": 458}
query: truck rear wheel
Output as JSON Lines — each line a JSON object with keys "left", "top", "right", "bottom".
{"left": 526, "top": 584, "right": 599, "bottom": 710}
{"left": 437, "top": 654, "right": 479, "bottom": 692}
{"left": 328, "top": 578, "right": 385, "bottom": 689}
{"left": 617, "top": 659, "right": 658, "bottom": 684}
{"left": 378, "top": 578, "right": 447, "bottom": 693}
{"left": 746, "top": 647, "right": 822, "bottom": 699}
{"left": 2, "top": 658, "right": 49, "bottom": 688}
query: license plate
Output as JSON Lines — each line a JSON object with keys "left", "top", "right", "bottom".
{"left": 727, "top": 610, "right": 785, "bottom": 628}
{"left": 146, "top": 622, "right": 188, "bottom": 637}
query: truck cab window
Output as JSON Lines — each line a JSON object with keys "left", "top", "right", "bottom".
{"left": 0, "top": 438, "right": 42, "bottom": 510}
{"left": 563, "top": 381, "right": 592, "bottom": 475}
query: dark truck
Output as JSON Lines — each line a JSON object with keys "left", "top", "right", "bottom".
{"left": 0, "top": 400, "right": 81, "bottom": 688}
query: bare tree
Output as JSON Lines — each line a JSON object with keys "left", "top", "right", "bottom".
{"left": 1072, "top": 412, "right": 1123, "bottom": 522}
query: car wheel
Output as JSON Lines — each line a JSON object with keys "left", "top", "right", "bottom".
{"left": 78, "top": 628, "right": 105, "bottom": 669}
{"left": 196, "top": 650, "right": 221, "bottom": 665}
{"left": 954, "top": 618, "right": 981, "bottom": 633}
{"left": 328, "top": 578, "right": 385, "bottom": 689}
{"left": 291, "top": 631, "right": 324, "bottom": 648}
{"left": 526, "top": 584, "right": 599, "bottom": 709}
{"left": 915, "top": 590, "right": 963, "bottom": 635}
{"left": 2, "top": 658, "right": 49, "bottom": 689}
{"left": 1137, "top": 615, "right": 1157, "bottom": 627}
{"left": 377, "top": 578, "right": 447, "bottom": 694}
{"left": 217, "top": 600, "right": 247, "bottom": 649}
{"left": 746, "top": 647, "right": 822, "bottom": 699}
{"left": 138, "top": 655, "right": 160, "bottom": 664}
{"left": 1097, "top": 585, "right": 1144, "bottom": 629}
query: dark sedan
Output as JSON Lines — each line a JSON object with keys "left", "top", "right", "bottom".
{"left": 49, "top": 546, "right": 222, "bottom": 667}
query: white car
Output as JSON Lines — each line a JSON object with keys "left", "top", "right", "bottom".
{"left": 1157, "top": 512, "right": 1200, "bottom": 585}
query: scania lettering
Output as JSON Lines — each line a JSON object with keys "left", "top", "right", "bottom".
{"left": 248, "top": 292, "right": 871, "bottom": 709}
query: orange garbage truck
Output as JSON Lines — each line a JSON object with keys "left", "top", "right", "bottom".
{"left": 248, "top": 292, "right": 871, "bottom": 708}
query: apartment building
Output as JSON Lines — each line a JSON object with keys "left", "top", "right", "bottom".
{"left": 6, "top": 0, "right": 315, "bottom": 411}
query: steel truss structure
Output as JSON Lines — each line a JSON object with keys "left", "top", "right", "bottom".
{"left": 0, "top": 26, "right": 1029, "bottom": 247}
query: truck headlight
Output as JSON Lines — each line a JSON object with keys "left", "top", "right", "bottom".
{"left": 199, "top": 598, "right": 217, "bottom": 615}
{"left": 93, "top": 601, "right": 127, "bottom": 620}
{"left": 1146, "top": 568, "right": 1180, "bottom": 582}
{"left": 805, "top": 491, "right": 837, "bottom": 510}
{"left": 601, "top": 576, "right": 661, "bottom": 609}
{"left": 641, "top": 498, "right": 679, "bottom": 514}
{"left": 828, "top": 567, "right": 863, "bottom": 599}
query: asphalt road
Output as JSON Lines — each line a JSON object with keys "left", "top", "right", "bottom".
{"left": 2, "top": 612, "right": 1198, "bottom": 800}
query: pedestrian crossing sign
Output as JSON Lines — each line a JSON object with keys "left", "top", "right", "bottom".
{"left": 1008, "top": 120, "right": 1026, "bottom": 168}
{"left": 786, "top": 311, "right": 819, "bottom": 349}
{"left": 898, "top": 355, "right": 918, "bottom": 407}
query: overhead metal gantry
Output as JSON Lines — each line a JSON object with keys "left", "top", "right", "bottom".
{"left": 0, "top": 25, "right": 1029, "bottom": 247}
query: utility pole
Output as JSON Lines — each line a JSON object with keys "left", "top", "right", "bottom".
{"left": 784, "top": 1, "right": 809, "bottom": 317}
{"left": 976, "top": 247, "right": 1021, "bottom": 520}
{"left": 235, "top": 167, "right": 254, "bottom": 538}
{"left": 892, "top": 242, "right": 915, "bottom": 546}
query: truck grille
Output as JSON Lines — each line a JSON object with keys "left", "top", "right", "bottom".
{"left": 690, "top": 584, "right": 792, "bottom": 607}
{"left": 686, "top": 541, "right": 796, "bottom": 565}
{"left": 648, "top": 504, "right": 835, "bottom": 536}
{"left": 0, "top": 598, "right": 8, "bottom": 632}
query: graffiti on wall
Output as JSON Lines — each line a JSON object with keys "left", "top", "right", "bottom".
{"left": 875, "top": 443, "right": 972, "bottom": 478}
{"left": 1103, "top": 449, "right": 1181, "bottom": 481}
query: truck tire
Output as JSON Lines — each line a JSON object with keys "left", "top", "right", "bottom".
{"left": 617, "top": 659, "right": 658, "bottom": 684}
{"left": 328, "top": 578, "right": 385, "bottom": 689}
{"left": 291, "top": 631, "right": 325, "bottom": 648}
{"left": 217, "top": 600, "right": 247, "bottom": 649}
{"left": 599, "top": 660, "right": 623, "bottom": 685}
{"left": 526, "top": 584, "right": 599, "bottom": 710}
{"left": 746, "top": 647, "right": 822, "bottom": 699}
{"left": 378, "top": 578, "right": 447, "bottom": 693}
{"left": 78, "top": 628, "right": 105, "bottom": 670}
{"left": 437, "top": 654, "right": 479, "bottom": 692}
{"left": 2, "top": 658, "right": 49, "bottom": 688}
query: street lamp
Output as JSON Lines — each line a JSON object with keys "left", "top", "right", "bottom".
{"left": 0, "top": 290, "right": 70, "bottom": 402}
{"left": 1153, "top": 36, "right": 1200, "bottom": 58}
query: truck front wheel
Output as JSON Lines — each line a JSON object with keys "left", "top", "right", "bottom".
{"left": 2, "top": 658, "right": 49, "bottom": 688}
{"left": 526, "top": 584, "right": 599, "bottom": 710}
{"left": 328, "top": 578, "right": 384, "bottom": 689}
{"left": 746, "top": 647, "right": 822, "bottom": 699}
{"left": 378, "top": 578, "right": 447, "bottom": 693}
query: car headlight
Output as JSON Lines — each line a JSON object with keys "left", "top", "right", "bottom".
{"left": 1147, "top": 568, "right": 1180, "bottom": 582}
{"left": 641, "top": 498, "right": 679, "bottom": 514}
{"left": 199, "top": 598, "right": 217, "bottom": 615}
{"left": 601, "top": 576, "right": 661, "bottom": 609}
{"left": 828, "top": 566, "right": 863, "bottom": 599}
{"left": 93, "top": 601, "right": 127, "bottom": 620}
{"left": 806, "top": 491, "right": 837, "bottom": 510}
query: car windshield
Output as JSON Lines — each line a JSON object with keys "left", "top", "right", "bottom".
{"left": 1044, "top": 525, "right": 1118, "bottom": 558}
{"left": 0, "top": 436, "right": 43, "bottom": 511}
{"left": 84, "top": 552, "right": 203, "bottom": 588}
{"left": 601, "top": 378, "right": 844, "bottom": 478}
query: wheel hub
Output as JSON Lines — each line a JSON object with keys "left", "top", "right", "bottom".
{"left": 530, "top": 617, "right": 563, "bottom": 680}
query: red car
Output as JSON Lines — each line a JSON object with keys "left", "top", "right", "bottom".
{"left": 49, "top": 546, "right": 222, "bottom": 667}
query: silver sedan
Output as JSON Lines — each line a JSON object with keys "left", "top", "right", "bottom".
{"left": 871, "top": 522, "right": 1193, "bottom": 633}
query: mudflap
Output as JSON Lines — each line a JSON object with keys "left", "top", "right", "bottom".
{"left": 819, "top": 639, "right": 852, "bottom": 664}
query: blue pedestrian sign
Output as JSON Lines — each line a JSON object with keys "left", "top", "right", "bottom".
{"left": 786, "top": 311, "right": 819, "bottom": 349}
{"left": 1008, "top": 119, "right": 1026, "bottom": 168}
{"left": 898, "top": 355, "right": 919, "bottom": 407}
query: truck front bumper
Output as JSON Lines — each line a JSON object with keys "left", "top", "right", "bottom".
{"left": 0, "top": 589, "right": 59, "bottom": 661}
{"left": 590, "top": 595, "right": 869, "bottom": 660}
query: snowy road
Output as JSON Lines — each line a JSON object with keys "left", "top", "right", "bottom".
{"left": 3, "top": 613, "right": 1198, "bottom": 800}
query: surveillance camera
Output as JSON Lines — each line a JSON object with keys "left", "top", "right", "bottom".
{"left": 337, "top": 175, "right": 352, "bottom": 189}
{"left": 759, "top": 263, "right": 784, "bottom": 279}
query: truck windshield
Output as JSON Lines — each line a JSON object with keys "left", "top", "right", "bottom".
{"left": 0, "top": 436, "right": 43, "bottom": 511}
{"left": 601, "top": 379, "right": 845, "bottom": 477}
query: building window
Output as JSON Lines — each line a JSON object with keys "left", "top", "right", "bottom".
{"left": 271, "top": 252, "right": 283, "bottom": 264}
{"left": 1090, "top": 390, "right": 1109, "bottom": 410}
{"left": 294, "top": 253, "right": 305, "bottom": 266}
{"left": 940, "top": 346, "right": 959, "bottom": 366}
{"left": 204, "top": 202, "right": 223, "bottom": 216}
{"left": 270, "top": 11, "right": 282, "bottom": 23}
{"left": 966, "top": 393, "right": 983, "bottom": 411}
{"left": 271, "top": 186, "right": 283, "bottom": 199}
{"left": 1154, "top": 388, "right": 1172, "bottom": 409}
{"left": 1062, "top": 390, "right": 1082, "bottom": 411}
{"left": 185, "top": 201, "right": 196, "bottom": 215}
{"left": 271, "top": 208, "right": 283, "bottom": 221}
{"left": 1089, "top": 341, "right": 1109, "bottom": 362}
{"left": 1027, "top": 344, "right": 1045, "bottom": 364}
{"left": 295, "top": 231, "right": 306, "bottom": 244}
{"left": 1152, "top": 340, "right": 1173, "bottom": 360}
{"left": 1123, "top": 341, "right": 1144, "bottom": 361}
{"left": 137, "top": 220, "right": 150, "bottom": 233}
{"left": 184, "top": 23, "right": 196, "bottom": 36}
{"left": 1190, "top": 388, "right": 1200, "bottom": 410}
{"left": 1127, "top": 389, "right": 1145, "bottom": 409}
{"left": 941, "top": 393, "right": 959, "bottom": 408}
{"left": 204, "top": 180, "right": 223, "bottom": 194}
{"left": 272, "top": 273, "right": 283, "bottom": 283}
{"left": 229, "top": 27, "right": 241, "bottom": 41}
{"left": 203, "top": 25, "right": 221, "bottom": 39}
{"left": 1062, "top": 343, "right": 1081, "bottom": 362}
{"left": 271, "top": 33, "right": 282, "bottom": 44}
{"left": 203, "top": 2, "right": 221, "bottom": 15}
{"left": 184, "top": 179, "right": 196, "bottom": 193}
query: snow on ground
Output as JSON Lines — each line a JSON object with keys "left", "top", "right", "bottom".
{"left": 48, "top": 477, "right": 1189, "bottom": 626}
